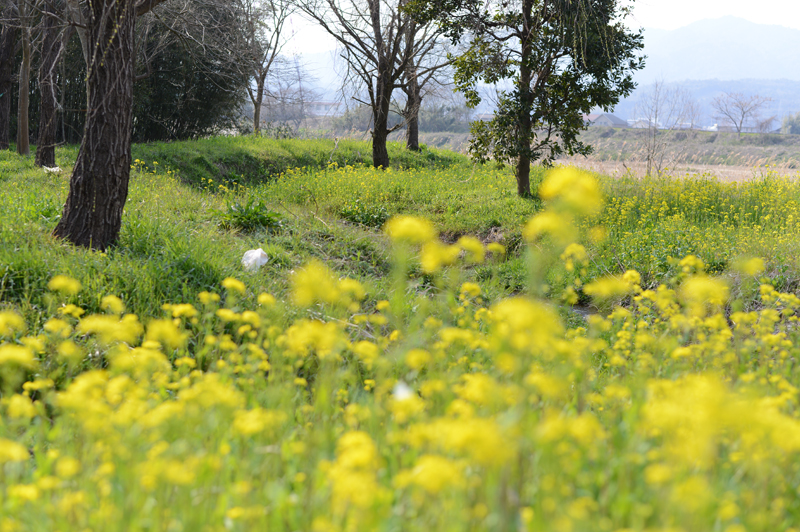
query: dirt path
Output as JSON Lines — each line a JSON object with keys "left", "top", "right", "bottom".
{"left": 555, "top": 159, "right": 800, "bottom": 182}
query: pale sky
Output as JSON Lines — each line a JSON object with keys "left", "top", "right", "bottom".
{"left": 625, "top": 0, "right": 800, "bottom": 31}
{"left": 286, "top": 1, "right": 800, "bottom": 56}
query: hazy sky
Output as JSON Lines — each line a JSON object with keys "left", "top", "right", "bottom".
{"left": 626, "top": 0, "right": 800, "bottom": 31}
{"left": 286, "top": 1, "right": 800, "bottom": 55}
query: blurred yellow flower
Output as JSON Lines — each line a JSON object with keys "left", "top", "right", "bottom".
{"left": 47, "top": 275, "right": 82, "bottom": 296}
{"left": 384, "top": 215, "right": 436, "bottom": 244}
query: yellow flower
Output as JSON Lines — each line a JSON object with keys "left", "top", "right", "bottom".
{"left": 0, "top": 438, "right": 29, "bottom": 463}
{"left": 0, "top": 344, "right": 36, "bottom": 368}
{"left": 100, "top": 295, "right": 125, "bottom": 314}
{"left": 291, "top": 260, "right": 340, "bottom": 307}
{"left": 457, "top": 236, "right": 485, "bottom": 263}
{"left": 222, "top": 277, "right": 246, "bottom": 295}
{"left": 57, "top": 340, "right": 83, "bottom": 364}
{"left": 56, "top": 457, "right": 81, "bottom": 478}
{"left": 384, "top": 215, "right": 436, "bottom": 244}
{"left": 145, "top": 319, "right": 187, "bottom": 350}
{"left": 198, "top": 291, "right": 220, "bottom": 306}
{"left": 351, "top": 340, "right": 380, "bottom": 368}
{"left": 168, "top": 303, "right": 197, "bottom": 319}
{"left": 232, "top": 408, "right": 287, "bottom": 436}
{"left": 584, "top": 276, "right": 634, "bottom": 300}
{"left": 0, "top": 311, "right": 25, "bottom": 336}
{"left": 59, "top": 304, "right": 85, "bottom": 318}
{"left": 47, "top": 275, "right": 82, "bottom": 296}
{"left": 486, "top": 242, "right": 506, "bottom": 257}
{"left": 680, "top": 276, "right": 729, "bottom": 316}
{"left": 735, "top": 256, "right": 766, "bottom": 276}
{"left": 77, "top": 314, "right": 143, "bottom": 345}
{"left": 522, "top": 211, "right": 576, "bottom": 244}
{"left": 420, "top": 241, "right": 460, "bottom": 273}
{"left": 394, "top": 454, "right": 464, "bottom": 494}
{"left": 6, "top": 394, "right": 36, "bottom": 419}
{"left": 8, "top": 484, "right": 39, "bottom": 502}
{"left": 405, "top": 348, "right": 432, "bottom": 370}
{"left": 538, "top": 167, "right": 603, "bottom": 215}
{"left": 257, "top": 293, "right": 276, "bottom": 306}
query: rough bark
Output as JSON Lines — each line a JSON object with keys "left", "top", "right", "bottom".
{"left": 53, "top": 0, "right": 136, "bottom": 250}
{"left": 0, "top": 15, "right": 16, "bottom": 150}
{"left": 16, "top": 0, "right": 31, "bottom": 156}
{"left": 514, "top": 0, "right": 533, "bottom": 197}
{"left": 35, "top": 5, "right": 65, "bottom": 167}
{"left": 372, "top": 60, "right": 393, "bottom": 169}
{"left": 404, "top": 61, "right": 421, "bottom": 151}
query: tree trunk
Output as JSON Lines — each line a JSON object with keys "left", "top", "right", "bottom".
{"left": 16, "top": 0, "right": 31, "bottom": 156}
{"left": 35, "top": 7, "right": 64, "bottom": 167}
{"left": 372, "top": 61, "right": 392, "bottom": 169}
{"left": 0, "top": 15, "right": 16, "bottom": 151}
{"left": 514, "top": 0, "right": 534, "bottom": 197}
{"left": 252, "top": 76, "right": 265, "bottom": 135}
{"left": 53, "top": 0, "right": 136, "bottom": 250}
{"left": 404, "top": 62, "right": 421, "bottom": 151}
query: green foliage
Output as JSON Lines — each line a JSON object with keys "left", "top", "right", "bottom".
{"left": 132, "top": 6, "right": 248, "bottom": 142}
{"left": 783, "top": 111, "right": 800, "bottom": 135}
{"left": 338, "top": 199, "right": 390, "bottom": 228}
{"left": 214, "top": 197, "right": 284, "bottom": 233}
{"left": 407, "top": 0, "right": 644, "bottom": 194}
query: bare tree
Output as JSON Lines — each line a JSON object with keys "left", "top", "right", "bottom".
{"left": 36, "top": 0, "right": 72, "bottom": 166}
{"left": 15, "top": 0, "right": 33, "bottom": 156}
{"left": 398, "top": 16, "right": 451, "bottom": 151}
{"left": 634, "top": 81, "right": 697, "bottom": 176}
{"left": 298, "top": 0, "right": 424, "bottom": 168}
{"left": 0, "top": 2, "right": 19, "bottom": 150}
{"left": 260, "top": 55, "right": 321, "bottom": 131}
{"left": 231, "top": 0, "right": 293, "bottom": 135}
{"left": 757, "top": 115, "right": 777, "bottom": 134}
{"left": 712, "top": 91, "right": 772, "bottom": 137}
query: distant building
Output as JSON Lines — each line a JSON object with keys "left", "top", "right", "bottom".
{"left": 584, "top": 113, "right": 628, "bottom": 128}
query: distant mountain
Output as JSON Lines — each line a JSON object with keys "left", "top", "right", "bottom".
{"left": 636, "top": 16, "right": 800, "bottom": 82}
{"left": 604, "top": 18, "right": 800, "bottom": 126}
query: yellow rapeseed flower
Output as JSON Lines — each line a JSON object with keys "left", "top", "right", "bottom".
{"left": 0, "top": 311, "right": 25, "bottom": 336}
{"left": 538, "top": 167, "right": 603, "bottom": 215}
{"left": 384, "top": 215, "right": 436, "bottom": 244}
{"left": 222, "top": 277, "right": 246, "bottom": 295}
{"left": 0, "top": 344, "right": 36, "bottom": 368}
{"left": 100, "top": 295, "right": 125, "bottom": 314}
{"left": 47, "top": 275, "right": 82, "bottom": 296}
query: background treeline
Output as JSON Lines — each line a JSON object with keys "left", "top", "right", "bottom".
{"left": 3, "top": 2, "right": 247, "bottom": 145}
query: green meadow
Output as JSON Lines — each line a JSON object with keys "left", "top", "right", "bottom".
{"left": 2, "top": 137, "right": 800, "bottom": 531}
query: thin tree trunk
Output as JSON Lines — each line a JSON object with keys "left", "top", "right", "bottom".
{"left": 0, "top": 15, "right": 16, "bottom": 150}
{"left": 253, "top": 76, "right": 264, "bottom": 135}
{"left": 17, "top": 0, "right": 31, "bottom": 156}
{"left": 53, "top": 0, "right": 136, "bottom": 250}
{"left": 404, "top": 61, "right": 420, "bottom": 151}
{"left": 36, "top": 6, "right": 65, "bottom": 167}
{"left": 514, "top": 0, "right": 533, "bottom": 197}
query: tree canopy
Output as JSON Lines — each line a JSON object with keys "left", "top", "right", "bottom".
{"left": 407, "top": 0, "right": 644, "bottom": 196}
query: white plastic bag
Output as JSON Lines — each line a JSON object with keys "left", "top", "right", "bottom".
{"left": 241, "top": 248, "right": 269, "bottom": 271}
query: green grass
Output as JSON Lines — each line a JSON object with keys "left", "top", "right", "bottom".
{"left": 130, "top": 137, "right": 468, "bottom": 188}
{"left": 4, "top": 135, "right": 800, "bottom": 324}
{"left": 6, "top": 137, "right": 800, "bottom": 531}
